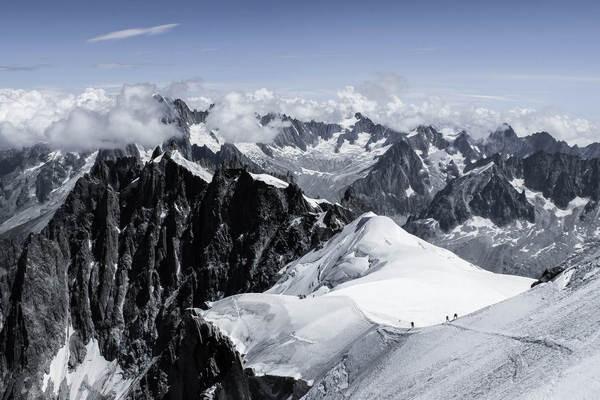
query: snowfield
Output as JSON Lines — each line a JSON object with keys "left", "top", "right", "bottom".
{"left": 202, "top": 294, "right": 375, "bottom": 383}
{"left": 203, "top": 213, "right": 533, "bottom": 383}
{"left": 305, "top": 255, "right": 600, "bottom": 400}
{"left": 269, "top": 212, "right": 533, "bottom": 327}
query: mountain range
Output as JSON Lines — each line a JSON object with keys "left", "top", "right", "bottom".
{"left": 1, "top": 96, "right": 599, "bottom": 399}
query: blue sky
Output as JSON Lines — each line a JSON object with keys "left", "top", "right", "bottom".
{"left": 1, "top": 0, "right": 599, "bottom": 120}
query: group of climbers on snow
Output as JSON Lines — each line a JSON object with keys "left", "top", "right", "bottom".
{"left": 409, "top": 313, "right": 458, "bottom": 329}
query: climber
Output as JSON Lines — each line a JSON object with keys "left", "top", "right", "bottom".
{"left": 446, "top": 315, "right": 450, "bottom": 323}
{"left": 453, "top": 313, "right": 458, "bottom": 320}
{"left": 410, "top": 321, "right": 415, "bottom": 329}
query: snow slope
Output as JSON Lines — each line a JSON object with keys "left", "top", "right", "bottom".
{"left": 202, "top": 294, "right": 375, "bottom": 383}
{"left": 41, "top": 324, "right": 131, "bottom": 399}
{"left": 203, "top": 213, "right": 532, "bottom": 383}
{"left": 169, "top": 149, "right": 214, "bottom": 182}
{"left": 306, "top": 252, "right": 600, "bottom": 400}
{"left": 269, "top": 212, "right": 533, "bottom": 327}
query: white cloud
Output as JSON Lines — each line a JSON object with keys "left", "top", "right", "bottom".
{"left": 88, "top": 23, "right": 179, "bottom": 43}
{"left": 0, "top": 76, "right": 597, "bottom": 150}
{"left": 0, "top": 85, "right": 179, "bottom": 150}
{"left": 171, "top": 77, "right": 598, "bottom": 145}
{"left": 205, "top": 90, "right": 290, "bottom": 143}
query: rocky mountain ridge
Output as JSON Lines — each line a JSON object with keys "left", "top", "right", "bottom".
{"left": 0, "top": 145, "right": 352, "bottom": 399}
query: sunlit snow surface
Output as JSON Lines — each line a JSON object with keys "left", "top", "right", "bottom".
{"left": 41, "top": 324, "right": 131, "bottom": 399}
{"left": 269, "top": 213, "right": 532, "bottom": 327}
{"left": 306, "top": 257, "right": 600, "bottom": 400}
{"left": 248, "top": 172, "right": 332, "bottom": 210}
{"left": 203, "top": 294, "right": 374, "bottom": 383}
{"left": 189, "top": 123, "right": 222, "bottom": 152}
{"left": 169, "top": 149, "right": 214, "bottom": 182}
{"left": 203, "top": 213, "right": 532, "bottom": 382}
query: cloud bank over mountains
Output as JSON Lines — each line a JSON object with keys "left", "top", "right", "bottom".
{"left": 0, "top": 76, "right": 597, "bottom": 150}
{"left": 0, "top": 84, "right": 179, "bottom": 150}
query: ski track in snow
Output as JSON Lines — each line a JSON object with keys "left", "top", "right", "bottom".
{"left": 447, "top": 322, "right": 574, "bottom": 354}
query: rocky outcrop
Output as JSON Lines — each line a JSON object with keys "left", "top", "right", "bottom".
{"left": 129, "top": 309, "right": 252, "bottom": 400}
{"left": 342, "top": 141, "right": 431, "bottom": 223}
{"left": 484, "top": 124, "right": 531, "bottom": 157}
{"left": 191, "top": 143, "right": 263, "bottom": 173}
{"left": 271, "top": 116, "right": 340, "bottom": 151}
{"left": 0, "top": 149, "right": 351, "bottom": 399}
{"left": 411, "top": 161, "right": 534, "bottom": 232}
{"left": 523, "top": 151, "right": 600, "bottom": 208}
{"left": 405, "top": 125, "right": 450, "bottom": 155}
{"left": 0, "top": 146, "right": 94, "bottom": 228}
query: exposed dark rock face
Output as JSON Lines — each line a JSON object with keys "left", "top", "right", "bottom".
{"left": 0, "top": 239, "right": 27, "bottom": 331}
{"left": 272, "top": 116, "right": 341, "bottom": 151}
{"left": 0, "top": 149, "right": 351, "bottom": 399}
{"left": 340, "top": 125, "right": 498, "bottom": 224}
{"left": 408, "top": 161, "right": 534, "bottom": 233}
{"left": 342, "top": 141, "right": 431, "bottom": 222}
{"left": 191, "top": 143, "right": 263, "bottom": 173}
{"left": 248, "top": 373, "right": 310, "bottom": 400}
{"left": 523, "top": 151, "right": 600, "bottom": 208}
{"left": 531, "top": 265, "right": 567, "bottom": 287}
{"left": 96, "top": 144, "right": 144, "bottom": 163}
{"left": 339, "top": 113, "right": 398, "bottom": 151}
{"left": 266, "top": 113, "right": 400, "bottom": 153}
{"left": 172, "top": 99, "right": 209, "bottom": 126}
{"left": 452, "top": 131, "right": 483, "bottom": 163}
{"left": 483, "top": 123, "right": 600, "bottom": 160}
{"left": 405, "top": 125, "right": 450, "bottom": 155}
{"left": 129, "top": 309, "right": 252, "bottom": 400}
{"left": 484, "top": 124, "right": 536, "bottom": 157}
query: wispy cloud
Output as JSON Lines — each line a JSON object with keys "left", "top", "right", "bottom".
{"left": 0, "top": 64, "right": 49, "bottom": 72}
{"left": 88, "top": 23, "right": 179, "bottom": 43}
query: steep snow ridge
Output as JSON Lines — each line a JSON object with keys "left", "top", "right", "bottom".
{"left": 188, "top": 122, "right": 222, "bottom": 152}
{"left": 42, "top": 325, "right": 131, "bottom": 398}
{"left": 269, "top": 213, "right": 533, "bottom": 327}
{"left": 464, "top": 160, "right": 494, "bottom": 176}
{"left": 134, "top": 144, "right": 153, "bottom": 163}
{"left": 248, "top": 172, "right": 331, "bottom": 209}
{"left": 169, "top": 149, "right": 214, "bottom": 182}
{"left": 42, "top": 325, "right": 73, "bottom": 395}
{"left": 248, "top": 172, "right": 289, "bottom": 189}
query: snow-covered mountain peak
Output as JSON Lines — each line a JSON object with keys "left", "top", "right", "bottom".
{"left": 268, "top": 212, "right": 533, "bottom": 326}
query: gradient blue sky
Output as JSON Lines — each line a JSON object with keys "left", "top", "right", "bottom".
{"left": 1, "top": 0, "right": 599, "bottom": 119}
